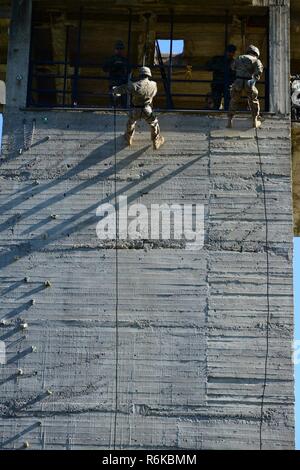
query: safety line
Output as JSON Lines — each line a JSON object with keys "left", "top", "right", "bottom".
{"left": 255, "top": 127, "right": 271, "bottom": 451}
{"left": 113, "top": 104, "right": 119, "bottom": 450}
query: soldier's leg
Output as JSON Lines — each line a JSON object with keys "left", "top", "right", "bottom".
{"left": 143, "top": 107, "right": 164, "bottom": 150}
{"left": 211, "top": 84, "right": 223, "bottom": 110}
{"left": 125, "top": 109, "right": 140, "bottom": 146}
{"left": 227, "top": 82, "right": 242, "bottom": 128}
{"left": 121, "top": 93, "right": 128, "bottom": 109}
{"left": 109, "top": 84, "right": 115, "bottom": 108}
{"left": 224, "top": 85, "right": 232, "bottom": 111}
{"left": 151, "top": 120, "right": 165, "bottom": 150}
{"left": 150, "top": 118, "right": 164, "bottom": 150}
{"left": 247, "top": 85, "right": 261, "bottom": 128}
{"left": 120, "top": 79, "right": 128, "bottom": 109}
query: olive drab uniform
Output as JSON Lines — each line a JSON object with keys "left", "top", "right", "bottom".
{"left": 228, "top": 51, "right": 264, "bottom": 127}
{"left": 113, "top": 69, "right": 164, "bottom": 150}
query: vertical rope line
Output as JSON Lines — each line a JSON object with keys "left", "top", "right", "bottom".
{"left": 255, "top": 128, "right": 271, "bottom": 450}
{"left": 113, "top": 104, "right": 119, "bottom": 450}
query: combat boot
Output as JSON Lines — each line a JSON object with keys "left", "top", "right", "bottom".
{"left": 153, "top": 135, "right": 165, "bottom": 150}
{"left": 124, "top": 133, "right": 134, "bottom": 146}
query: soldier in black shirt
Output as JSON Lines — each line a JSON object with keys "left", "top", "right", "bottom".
{"left": 206, "top": 44, "right": 237, "bottom": 111}
{"left": 103, "top": 40, "right": 129, "bottom": 107}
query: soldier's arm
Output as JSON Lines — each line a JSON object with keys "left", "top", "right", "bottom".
{"left": 113, "top": 81, "right": 133, "bottom": 96}
{"left": 254, "top": 60, "right": 264, "bottom": 81}
{"left": 152, "top": 82, "right": 158, "bottom": 99}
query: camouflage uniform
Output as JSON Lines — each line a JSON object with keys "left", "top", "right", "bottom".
{"left": 228, "top": 52, "right": 264, "bottom": 123}
{"left": 113, "top": 72, "right": 164, "bottom": 149}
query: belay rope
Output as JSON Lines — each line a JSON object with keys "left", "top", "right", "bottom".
{"left": 112, "top": 101, "right": 119, "bottom": 450}
{"left": 255, "top": 127, "right": 271, "bottom": 450}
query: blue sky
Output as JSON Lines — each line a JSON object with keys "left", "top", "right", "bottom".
{"left": 0, "top": 110, "right": 299, "bottom": 447}
{"left": 158, "top": 39, "right": 184, "bottom": 55}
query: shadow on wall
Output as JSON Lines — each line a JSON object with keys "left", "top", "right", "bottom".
{"left": 0, "top": 129, "right": 207, "bottom": 275}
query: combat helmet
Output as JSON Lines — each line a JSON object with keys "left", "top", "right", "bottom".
{"left": 139, "top": 66, "right": 152, "bottom": 78}
{"left": 246, "top": 45, "right": 260, "bottom": 58}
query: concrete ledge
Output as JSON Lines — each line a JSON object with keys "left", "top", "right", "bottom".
{"left": 19, "top": 106, "right": 279, "bottom": 117}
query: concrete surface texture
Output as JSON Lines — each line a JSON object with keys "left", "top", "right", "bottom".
{"left": 0, "top": 111, "right": 294, "bottom": 449}
{"left": 292, "top": 125, "right": 300, "bottom": 235}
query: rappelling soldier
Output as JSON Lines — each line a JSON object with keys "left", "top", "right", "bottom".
{"left": 112, "top": 66, "right": 165, "bottom": 150}
{"left": 227, "top": 44, "right": 264, "bottom": 129}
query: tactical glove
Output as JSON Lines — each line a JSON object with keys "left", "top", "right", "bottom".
{"left": 112, "top": 86, "right": 121, "bottom": 97}
{"left": 247, "top": 78, "right": 256, "bottom": 88}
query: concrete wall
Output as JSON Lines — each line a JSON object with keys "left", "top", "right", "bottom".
{"left": 0, "top": 0, "right": 294, "bottom": 452}
{"left": 292, "top": 124, "right": 300, "bottom": 235}
{"left": 0, "top": 111, "right": 294, "bottom": 449}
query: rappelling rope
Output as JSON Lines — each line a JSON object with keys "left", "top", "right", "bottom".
{"left": 255, "top": 126, "right": 271, "bottom": 450}
{"left": 112, "top": 101, "right": 119, "bottom": 450}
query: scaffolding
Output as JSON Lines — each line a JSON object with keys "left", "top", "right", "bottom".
{"left": 27, "top": 5, "right": 269, "bottom": 111}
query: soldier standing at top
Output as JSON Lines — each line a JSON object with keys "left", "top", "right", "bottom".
{"left": 206, "top": 44, "right": 237, "bottom": 110}
{"left": 227, "top": 45, "right": 264, "bottom": 129}
{"left": 103, "top": 40, "right": 129, "bottom": 108}
{"left": 112, "top": 66, "right": 164, "bottom": 150}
